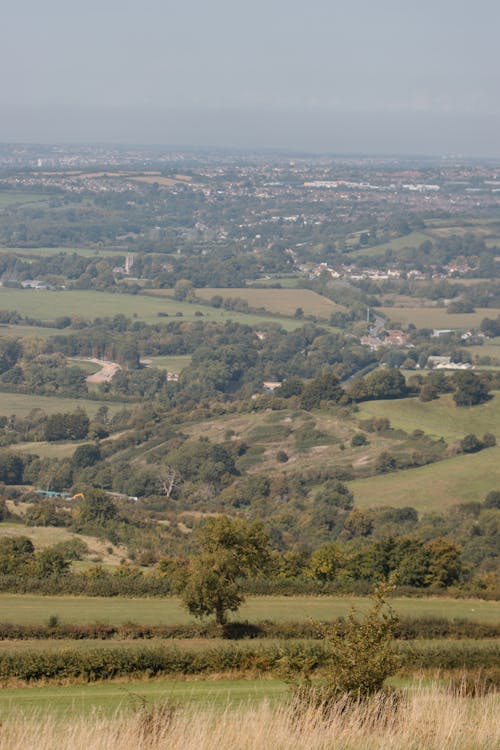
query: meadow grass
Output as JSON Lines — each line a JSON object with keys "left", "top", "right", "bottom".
{"left": 0, "top": 688, "right": 496, "bottom": 749}
{"left": 0, "top": 288, "right": 308, "bottom": 331}
{"left": 345, "top": 231, "right": 431, "bottom": 256}
{"left": 0, "top": 594, "right": 497, "bottom": 626}
{"left": 357, "top": 391, "right": 500, "bottom": 442}
{"left": 349, "top": 445, "right": 500, "bottom": 511}
{"left": 193, "top": 287, "right": 347, "bottom": 316}
{"left": 377, "top": 305, "right": 500, "bottom": 329}
{"left": 0, "top": 392, "right": 127, "bottom": 418}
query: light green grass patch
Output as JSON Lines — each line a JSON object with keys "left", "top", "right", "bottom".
{"left": 145, "top": 355, "right": 191, "bottom": 373}
{"left": 357, "top": 392, "right": 500, "bottom": 442}
{"left": 0, "top": 193, "right": 48, "bottom": 208}
{"left": 0, "top": 246, "right": 104, "bottom": 258}
{"left": 0, "top": 392, "right": 128, "bottom": 418}
{"left": 0, "top": 288, "right": 312, "bottom": 331}
{"left": 350, "top": 445, "right": 500, "bottom": 512}
{"left": 0, "top": 324, "right": 63, "bottom": 339}
{"left": 0, "top": 594, "right": 497, "bottom": 626}
{"left": 0, "top": 678, "right": 288, "bottom": 717}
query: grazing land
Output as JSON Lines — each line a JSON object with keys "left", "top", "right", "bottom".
{"left": 357, "top": 392, "right": 500, "bottom": 442}
{"left": 0, "top": 324, "right": 63, "bottom": 338}
{"left": 194, "top": 287, "right": 347, "bottom": 316}
{"left": 350, "top": 445, "right": 500, "bottom": 511}
{"left": 378, "top": 306, "right": 500, "bottom": 330}
{"left": 0, "top": 392, "right": 128, "bottom": 418}
{"left": 0, "top": 288, "right": 306, "bottom": 330}
{"left": 0, "top": 593, "right": 497, "bottom": 625}
{"left": 145, "top": 355, "right": 192, "bottom": 373}
{"left": 0, "top": 246, "right": 102, "bottom": 257}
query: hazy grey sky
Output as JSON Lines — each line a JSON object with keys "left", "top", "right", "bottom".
{"left": 3, "top": 0, "right": 500, "bottom": 155}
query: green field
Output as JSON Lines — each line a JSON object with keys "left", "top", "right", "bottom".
{"left": 0, "top": 594, "right": 497, "bottom": 625}
{"left": 194, "top": 288, "right": 347, "bottom": 317}
{"left": 350, "top": 445, "right": 500, "bottom": 511}
{"left": 378, "top": 306, "right": 500, "bottom": 330}
{"left": 0, "top": 678, "right": 287, "bottom": 717}
{"left": 0, "top": 392, "right": 128, "bottom": 418}
{"left": 0, "top": 324, "right": 63, "bottom": 339}
{"left": 358, "top": 392, "right": 500, "bottom": 442}
{"left": 145, "top": 355, "right": 191, "bottom": 373}
{"left": 0, "top": 288, "right": 312, "bottom": 331}
{"left": 0, "top": 246, "right": 103, "bottom": 258}
{"left": 346, "top": 231, "right": 431, "bottom": 256}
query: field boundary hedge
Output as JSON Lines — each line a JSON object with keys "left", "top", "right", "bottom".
{"left": 0, "top": 617, "right": 498, "bottom": 641}
{"left": 0, "top": 641, "right": 498, "bottom": 683}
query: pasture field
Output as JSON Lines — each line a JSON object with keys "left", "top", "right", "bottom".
{"left": 0, "top": 392, "right": 128, "bottom": 418}
{"left": 193, "top": 288, "right": 347, "bottom": 316}
{"left": 0, "top": 594, "right": 497, "bottom": 625}
{"left": 0, "top": 288, "right": 306, "bottom": 331}
{"left": 357, "top": 392, "right": 500, "bottom": 442}
{"left": 14, "top": 441, "right": 82, "bottom": 459}
{"left": 378, "top": 305, "right": 500, "bottom": 329}
{"left": 349, "top": 445, "right": 500, "bottom": 512}
{"left": 145, "top": 355, "right": 191, "bottom": 373}
{"left": 0, "top": 324, "right": 63, "bottom": 339}
{"left": 345, "top": 231, "right": 431, "bottom": 256}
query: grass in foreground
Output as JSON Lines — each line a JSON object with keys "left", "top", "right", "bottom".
{"left": 0, "top": 688, "right": 497, "bottom": 749}
{"left": 0, "top": 594, "right": 497, "bottom": 625}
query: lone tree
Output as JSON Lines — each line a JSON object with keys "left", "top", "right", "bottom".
{"left": 181, "top": 516, "right": 270, "bottom": 625}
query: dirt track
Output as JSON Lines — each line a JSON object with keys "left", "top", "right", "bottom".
{"left": 85, "top": 358, "right": 121, "bottom": 383}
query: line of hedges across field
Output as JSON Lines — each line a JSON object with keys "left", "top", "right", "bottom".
{"left": 0, "top": 617, "right": 498, "bottom": 641}
{"left": 0, "top": 641, "right": 498, "bottom": 683}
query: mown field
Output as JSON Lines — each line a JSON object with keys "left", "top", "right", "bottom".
{"left": 0, "top": 193, "right": 48, "bottom": 208}
{"left": 0, "top": 323, "right": 65, "bottom": 338}
{"left": 0, "top": 678, "right": 288, "bottom": 717}
{"left": 357, "top": 392, "right": 500, "bottom": 442}
{"left": 377, "top": 306, "right": 500, "bottom": 330}
{"left": 0, "top": 594, "right": 497, "bottom": 625}
{"left": 194, "top": 288, "right": 346, "bottom": 316}
{"left": 0, "top": 392, "right": 128, "bottom": 418}
{"left": 0, "top": 288, "right": 307, "bottom": 331}
{"left": 350, "top": 445, "right": 500, "bottom": 511}
{"left": 345, "top": 231, "right": 431, "bottom": 256}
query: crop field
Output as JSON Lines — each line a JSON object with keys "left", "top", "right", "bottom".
{"left": 349, "top": 444, "right": 500, "bottom": 511}
{"left": 0, "top": 288, "right": 307, "bottom": 331}
{"left": 357, "top": 392, "right": 500, "bottom": 442}
{"left": 378, "top": 305, "right": 500, "bottom": 329}
{"left": 194, "top": 288, "right": 347, "bottom": 316}
{"left": 0, "top": 392, "right": 128, "bottom": 418}
{"left": 0, "top": 593, "right": 497, "bottom": 626}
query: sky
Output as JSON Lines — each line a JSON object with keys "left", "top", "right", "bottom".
{"left": 2, "top": 0, "right": 500, "bottom": 155}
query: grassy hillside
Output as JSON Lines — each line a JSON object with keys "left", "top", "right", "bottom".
{"left": 357, "top": 392, "right": 500, "bottom": 442}
{"left": 349, "top": 445, "right": 500, "bottom": 512}
{"left": 0, "top": 288, "right": 309, "bottom": 331}
{"left": 0, "top": 392, "right": 128, "bottom": 418}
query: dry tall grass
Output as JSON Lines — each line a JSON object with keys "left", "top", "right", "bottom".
{"left": 0, "top": 688, "right": 498, "bottom": 750}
